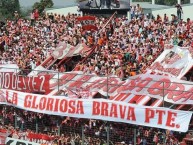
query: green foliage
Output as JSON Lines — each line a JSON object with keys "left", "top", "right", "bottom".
{"left": 32, "top": 0, "right": 54, "bottom": 14}
{"left": 132, "top": 0, "right": 151, "bottom": 2}
{"left": 40, "top": 0, "right": 54, "bottom": 8}
{"left": 132, "top": 0, "right": 190, "bottom": 5}
{"left": 0, "top": 0, "right": 21, "bottom": 20}
{"left": 32, "top": 2, "right": 45, "bottom": 14}
{"left": 155, "top": 0, "right": 176, "bottom": 5}
{"left": 15, "top": 0, "right": 21, "bottom": 13}
{"left": 20, "top": 8, "right": 32, "bottom": 19}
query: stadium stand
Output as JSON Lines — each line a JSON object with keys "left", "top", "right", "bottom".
{"left": 0, "top": 2, "right": 193, "bottom": 145}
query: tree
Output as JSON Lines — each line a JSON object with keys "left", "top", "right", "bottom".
{"left": 32, "top": 2, "right": 45, "bottom": 14}
{"left": 155, "top": 0, "right": 176, "bottom": 5}
{"left": 32, "top": 0, "right": 54, "bottom": 14}
{"left": 132, "top": 0, "right": 190, "bottom": 5}
{"left": 40, "top": 0, "right": 54, "bottom": 8}
{"left": 15, "top": 0, "right": 21, "bottom": 13}
{"left": 0, "top": 0, "right": 20, "bottom": 19}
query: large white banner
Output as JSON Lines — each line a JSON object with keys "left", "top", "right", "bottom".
{"left": 6, "top": 137, "right": 41, "bottom": 145}
{"left": 0, "top": 89, "right": 192, "bottom": 132}
{"left": 0, "top": 132, "right": 8, "bottom": 144}
{"left": 51, "top": 42, "right": 92, "bottom": 60}
{"left": 49, "top": 72, "right": 193, "bottom": 104}
{"left": 147, "top": 46, "right": 193, "bottom": 79}
{"left": 119, "top": 74, "right": 193, "bottom": 104}
{"left": 0, "top": 64, "right": 20, "bottom": 73}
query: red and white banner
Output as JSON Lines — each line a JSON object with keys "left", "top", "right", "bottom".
{"left": 147, "top": 46, "right": 193, "bottom": 78}
{"left": 51, "top": 42, "right": 92, "bottom": 60}
{"left": 76, "top": 16, "right": 98, "bottom": 31}
{"left": 6, "top": 137, "right": 41, "bottom": 145}
{"left": 119, "top": 74, "right": 193, "bottom": 104}
{"left": 0, "top": 89, "right": 192, "bottom": 132}
{"left": 27, "top": 132, "right": 54, "bottom": 142}
{"left": 0, "top": 133, "right": 7, "bottom": 145}
{"left": 49, "top": 72, "right": 193, "bottom": 104}
{"left": 0, "top": 64, "right": 19, "bottom": 73}
{"left": 72, "top": 43, "right": 93, "bottom": 57}
{"left": 0, "top": 72, "right": 50, "bottom": 93}
{"left": 52, "top": 42, "right": 74, "bottom": 59}
{"left": 76, "top": 16, "right": 96, "bottom": 21}
{"left": 0, "top": 129, "right": 10, "bottom": 145}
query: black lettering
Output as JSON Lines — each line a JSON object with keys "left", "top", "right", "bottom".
{"left": 6, "top": 140, "right": 14, "bottom": 145}
{"left": 16, "top": 141, "right": 29, "bottom": 145}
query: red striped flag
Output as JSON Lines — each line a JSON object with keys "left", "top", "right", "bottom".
{"left": 0, "top": 130, "right": 10, "bottom": 144}
{"left": 76, "top": 16, "right": 98, "bottom": 31}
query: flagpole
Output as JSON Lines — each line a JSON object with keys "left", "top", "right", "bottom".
{"left": 97, "top": 12, "right": 118, "bottom": 145}
{"left": 74, "top": 12, "right": 117, "bottom": 68}
{"left": 97, "top": 11, "right": 117, "bottom": 35}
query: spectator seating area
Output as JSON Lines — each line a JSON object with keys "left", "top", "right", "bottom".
{"left": 0, "top": 3, "right": 193, "bottom": 145}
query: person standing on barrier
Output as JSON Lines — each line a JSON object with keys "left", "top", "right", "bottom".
{"left": 175, "top": 3, "right": 183, "bottom": 20}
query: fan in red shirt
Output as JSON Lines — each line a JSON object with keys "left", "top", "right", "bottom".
{"left": 34, "top": 9, "right": 39, "bottom": 20}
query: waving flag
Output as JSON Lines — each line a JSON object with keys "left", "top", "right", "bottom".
{"left": 0, "top": 129, "right": 10, "bottom": 144}
{"left": 76, "top": 16, "right": 98, "bottom": 31}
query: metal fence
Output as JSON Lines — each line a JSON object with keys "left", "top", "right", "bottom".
{"left": 0, "top": 104, "right": 193, "bottom": 144}
{"left": 0, "top": 68, "right": 193, "bottom": 144}
{"left": 0, "top": 106, "right": 191, "bottom": 145}
{"left": 1, "top": 67, "right": 193, "bottom": 109}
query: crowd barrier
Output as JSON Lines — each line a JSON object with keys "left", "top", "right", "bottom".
{"left": 0, "top": 105, "right": 193, "bottom": 145}
{"left": 0, "top": 67, "right": 193, "bottom": 144}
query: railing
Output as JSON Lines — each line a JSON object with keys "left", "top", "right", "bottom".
{"left": 1, "top": 105, "right": 188, "bottom": 145}
{"left": 0, "top": 67, "right": 193, "bottom": 144}
{"left": 1, "top": 67, "right": 193, "bottom": 107}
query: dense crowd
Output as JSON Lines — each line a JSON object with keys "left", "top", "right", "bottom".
{"left": 0, "top": 3, "right": 193, "bottom": 145}
{"left": 0, "top": 105, "right": 188, "bottom": 145}
{"left": 74, "top": 5, "right": 193, "bottom": 79}
{"left": 0, "top": 5, "right": 192, "bottom": 78}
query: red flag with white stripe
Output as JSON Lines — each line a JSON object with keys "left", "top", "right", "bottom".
{"left": 0, "top": 129, "right": 10, "bottom": 144}
{"left": 76, "top": 16, "right": 98, "bottom": 31}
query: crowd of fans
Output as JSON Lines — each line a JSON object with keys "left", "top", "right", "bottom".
{"left": 0, "top": 105, "right": 188, "bottom": 145}
{"left": 0, "top": 3, "right": 193, "bottom": 145}
{"left": 0, "top": 4, "right": 192, "bottom": 78}
{"left": 74, "top": 5, "right": 193, "bottom": 79}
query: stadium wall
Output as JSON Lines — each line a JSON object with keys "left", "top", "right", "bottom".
{"left": 152, "top": 4, "right": 193, "bottom": 21}
{"left": 46, "top": 6, "right": 81, "bottom": 16}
